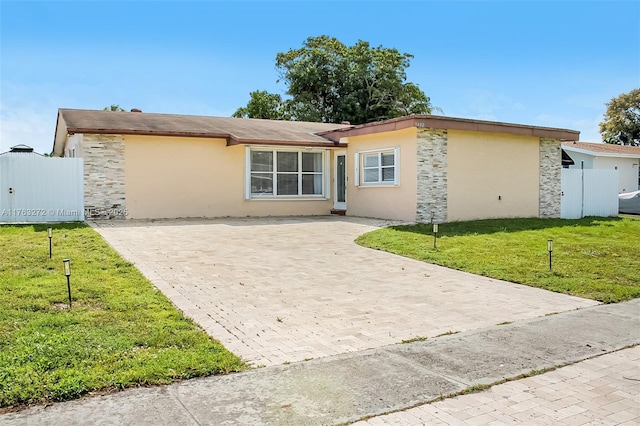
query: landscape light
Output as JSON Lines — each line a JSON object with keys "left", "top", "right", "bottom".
{"left": 63, "top": 258, "right": 72, "bottom": 308}
{"left": 433, "top": 223, "right": 439, "bottom": 249}
{"left": 48, "top": 227, "right": 53, "bottom": 258}
{"left": 547, "top": 239, "right": 553, "bottom": 270}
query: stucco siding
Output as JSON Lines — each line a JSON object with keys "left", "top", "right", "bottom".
{"left": 124, "top": 135, "right": 333, "bottom": 219}
{"left": 344, "top": 128, "right": 418, "bottom": 222}
{"left": 593, "top": 156, "right": 639, "bottom": 193}
{"left": 565, "top": 151, "right": 594, "bottom": 170}
{"left": 447, "top": 130, "right": 540, "bottom": 221}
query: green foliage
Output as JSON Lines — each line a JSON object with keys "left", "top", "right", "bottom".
{"left": 235, "top": 35, "right": 433, "bottom": 124}
{"left": 103, "top": 105, "right": 126, "bottom": 112}
{"left": 0, "top": 224, "right": 246, "bottom": 408}
{"left": 232, "top": 90, "right": 289, "bottom": 120}
{"left": 357, "top": 217, "right": 640, "bottom": 303}
{"left": 599, "top": 88, "right": 640, "bottom": 146}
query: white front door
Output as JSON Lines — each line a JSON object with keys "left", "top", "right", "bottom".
{"left": 334, "top": 150, "right": 347, "bottom": 210}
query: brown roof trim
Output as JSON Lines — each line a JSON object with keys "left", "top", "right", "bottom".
{"left": 68, "top": 128, "right": 346, "bottom": 148}
{"left": 66, "top": 127, "right": 232, "bottom": 141}
{"left": 227, "top": 139, "right": 347, "bottom": 148}
{"left": 319, "top": 115, "right": 580, "bottom": 142}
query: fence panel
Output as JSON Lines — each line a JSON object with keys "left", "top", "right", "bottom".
{"left": 561, "top": 169, "right": 618, "bottom": 219}
{"left": 0, "top": 154, "right": 84, "bottom": 223}
{"left": 583, "top": 169, "right": 619, "bottom": 217}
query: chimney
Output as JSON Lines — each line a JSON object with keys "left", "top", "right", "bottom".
{"left": 130, "top": 108, "right": 142, "bottom": 113}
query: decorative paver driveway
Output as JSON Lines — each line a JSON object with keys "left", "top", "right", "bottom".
{"left": 92, "top": 216, "right": 598, "bottom": 367}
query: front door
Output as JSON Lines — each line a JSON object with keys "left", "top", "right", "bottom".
{"left": 334, "top": 151, "right": 346, "bottom": 210}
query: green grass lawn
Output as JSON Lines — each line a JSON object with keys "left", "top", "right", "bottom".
{"left": 0, "top": 223, "right": 246, "bottom": 409}
{"left": 356, "top": 216, "right": 640, "bottom": 303}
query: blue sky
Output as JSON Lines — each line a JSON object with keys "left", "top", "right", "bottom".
{"left": 1, "top": 0, "right": 638, "bottom": 154}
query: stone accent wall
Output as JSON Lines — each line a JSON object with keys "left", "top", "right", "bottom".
{"left": 81, "top": 134, "right": 127, "bottom": 219}
{"left": 539, "top": 138, "right": 562, "bottom": 218}
{"left": 416, "top": 128, "right": 448, "bottom": 223}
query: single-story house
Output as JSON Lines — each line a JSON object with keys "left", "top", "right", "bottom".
{"left": 562, "top": 142, "right": 640, "bottom": 193}
{"left": 52, "top": 108, "right": 579, "bottom": 222}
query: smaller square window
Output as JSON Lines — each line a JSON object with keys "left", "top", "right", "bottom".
{"left": 357, "top": 148, "right": 399, "bottom": 186}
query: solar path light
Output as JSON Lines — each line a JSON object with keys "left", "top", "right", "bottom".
{"left": 433, "top": 223, "right": 439, "bottom": 250}
{"left": 48, "top": 227, "right": 52, "bottom": 259}
{"left": 63, "top": 258, "right": 72, "bottom": 308}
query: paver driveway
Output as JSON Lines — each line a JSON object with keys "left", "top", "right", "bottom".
{"left": 91, "top": 216, "right": 598, "bottom": 367}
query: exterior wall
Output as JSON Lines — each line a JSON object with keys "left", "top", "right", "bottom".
{"left": 82, "top": 134, "right": 127, "bottom": 219}
{"left": 593, "top": 156, "right": 639, "bottom": 193}
{"left": 344, "top": 128, "right": 418, "bottom": 222}
{"left": 416, "top": 128, "right": 448, "bottom": 223}
{"left": 124, "top": 135, "right": 333, "bottom": 219}
{"left": 539, "top": 138, "right": 562, "bottom": 218}
{"left": 64, "top": 134, "right": 84, "bottom": 158}
{"left": 565, "top": 151, "right": 594, "bottom": 170}
{"left": 447, "top": 130, "right": 541, "bottom": 221}
{"left": 64, "top": 134, "right": 83, "bottom": 158}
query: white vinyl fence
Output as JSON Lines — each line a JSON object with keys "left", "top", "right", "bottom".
{"left": 0, "top": 153, "right": 84, "bottom": 223}
{"left": 561, "top": 169, "right": 618, "bottom": 219}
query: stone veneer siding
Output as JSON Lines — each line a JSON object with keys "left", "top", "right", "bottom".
{"left": 82, "top": 134, "right": 127, "bottom": 219}
{"left": 539, "top": 138, "right": 562, "bottom": 218}
{"left": 416, "top": 128, "right": 448, "bottom": 223}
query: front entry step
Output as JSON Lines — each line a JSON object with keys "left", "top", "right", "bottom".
{"left": 330, "top": 209, "right": 346, "bottom": 216}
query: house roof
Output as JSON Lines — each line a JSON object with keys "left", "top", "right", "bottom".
{"left": 319, "top": 114, "right": 580, "bottom": 142}
{"left": 562, "top": 141, "right": 640, "bottom": 158}
{"left": 52, "top": 109, "right": 583, "bottom": 157}
{"left": 53, "top": 108, "right": 351, "bottom": 155}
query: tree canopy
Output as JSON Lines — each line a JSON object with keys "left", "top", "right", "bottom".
{"left": 103, "top": 105, "right": 126, "bottom": 112}
{"left": 233, "top": 36, "right": 432, "bottom": 124}
{"left": 232, "top": 91, "right": 289, "bottom": 120}
{"left": 599, "top": 88, "right": 640, "bottom": 146}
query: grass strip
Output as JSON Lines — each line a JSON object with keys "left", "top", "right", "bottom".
{"left": 0, "top": 223, "right": 246, "bottom": 409}
{"left": 356, "top": 216, "right": 640, "bottom": 303}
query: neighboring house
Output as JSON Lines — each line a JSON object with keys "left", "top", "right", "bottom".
{"left": 562, "top": 142, "right": 640, "bottom": 193}
{"left": 52, "top": 108, "right": 579, "bottom": 222}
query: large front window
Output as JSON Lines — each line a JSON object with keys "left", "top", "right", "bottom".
{"left": 248, "top": 149, "right": 325, "bottom": 197}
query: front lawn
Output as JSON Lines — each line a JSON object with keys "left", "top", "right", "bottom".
{"left": 0, "top": 223, "right": 246, "bottom": 409}
{"left": 356, "top": 216, "right": 640, "bottom": 303}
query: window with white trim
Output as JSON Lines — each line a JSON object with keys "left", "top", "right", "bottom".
{"left": 247, "top": 148, "right": 325, "bottom": 198}
{"left": 354, "top": 147, "right": 400, "bottom": 186}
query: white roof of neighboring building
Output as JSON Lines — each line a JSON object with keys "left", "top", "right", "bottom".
{"left": 562, "top": 142, "right": 640, "bottom": 159}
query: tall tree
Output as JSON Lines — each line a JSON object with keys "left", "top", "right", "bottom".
{"left": 600, "top": 89, "right": 640, "bottom": 146}
{"left": 232, "top": 90, "right": 289, "bottom": 120}
{"left": 234, "top": 36, "right": 433, "bottom": 124}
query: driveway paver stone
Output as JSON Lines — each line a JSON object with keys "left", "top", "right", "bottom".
{"left": 91, "top": 216, "right": 598, "bottom": 366}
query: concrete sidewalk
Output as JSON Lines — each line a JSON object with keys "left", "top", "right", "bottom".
{"left": 2, "top": 299, "right": 639, "bottom": 426}
{"left": 355, "top": 346, "right": 640, "bottom": 425}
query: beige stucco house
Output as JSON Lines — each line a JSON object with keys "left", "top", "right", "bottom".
{"left": 52, "top": 108, "right": 579, "bottom": 222}
{"left": 562, "top": 142, "right": 640, "bottom": 194}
